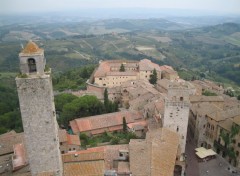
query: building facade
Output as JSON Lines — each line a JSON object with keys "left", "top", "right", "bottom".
{"left": 16, "top": 41, "right": 63, "bottom": 175}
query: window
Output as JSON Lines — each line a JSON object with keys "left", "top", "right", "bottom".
{"left": 177, "top": 126, "right": 179, "bottom": 132}
{"left": 180, "top": 97, "right": 183, "bottom": 101}
{"left": 28, "top": 58, "right": 37, "bottom": 73}
{"left": 99, "top": 78, "right": 102, "bottom": 80}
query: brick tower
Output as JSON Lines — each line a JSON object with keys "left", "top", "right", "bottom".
{"left": 16, "top": 41, "right": 63, "bottom": 176}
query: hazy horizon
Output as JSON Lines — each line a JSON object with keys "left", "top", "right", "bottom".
{"left": 1, "top": 0, "right": 240, "bottom": 17}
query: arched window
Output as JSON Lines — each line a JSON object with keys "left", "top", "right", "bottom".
{"left": 28, "top": 58, "right": 37, "bottom": 73}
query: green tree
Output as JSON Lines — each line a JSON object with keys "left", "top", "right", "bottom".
{"left": 149, "top": 68, "right": 157, "bottom": 84}
{"left": 104, "top": 89, "right": 118, "bottom": 113}
{"left": 119, "top": 64, "right": 125, "bottom": 72}
{"left": 60, "top": 95, "right": 105, "bottom": 127}
{"left": 202, "top": 90, "right": 217, "bottom": 96}
{"left": 104, "top": 88, "right": 109, "bottom": 109}
{"left": 54, "top": 93, "right": 78, "bottom": 112}
{"left": 123, "top": 117, "right": 127, "bottom": 133}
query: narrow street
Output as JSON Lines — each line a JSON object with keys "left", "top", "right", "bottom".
{"left": 185, "top": 133, "right": 199, "bottom": 176}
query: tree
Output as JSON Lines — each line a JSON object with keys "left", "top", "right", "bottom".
{"left": 149, "top": 68, "right": 157, "bottom": 84}
{"left": 119, "top": 64, "right": 125, "bottom": 72}
{"left": 60, "top": 95, "right": 105, "bottom": 127}
{"left": 54, "top": 93, "right": 78, "bottom": 112}
{"left": 123, "top": 117, "right": 127, "bottom": 133}
{"left": 104, "top": 89, "right": 119, "bottom": 113}
{"left": 104, "top": 88, "right": 109, "bottom": 109}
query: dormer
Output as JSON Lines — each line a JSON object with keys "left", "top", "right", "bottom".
{"left": 19, "top": 41, "right": 46, "bottom": 75}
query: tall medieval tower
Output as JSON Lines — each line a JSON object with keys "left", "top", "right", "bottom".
{"left": 16, "top": 41, "right": 63, "bottom": 176}
{"left": 163, "top": 81, "right": 193, "bottom": 159}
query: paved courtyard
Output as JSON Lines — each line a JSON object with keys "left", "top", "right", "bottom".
{"left": 185, "top": 132, "right": 240, "bottom": 176}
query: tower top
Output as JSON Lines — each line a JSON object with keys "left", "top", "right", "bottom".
{"left": 18, "top": 41, "right": 46, "bottom": 75}
{"left": 20, "top": 41, "right": 43, "bottom": 56}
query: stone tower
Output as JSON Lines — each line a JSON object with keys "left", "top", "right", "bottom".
{"left": 16, "top": 41, "right": 63, "bottom": 176}
{"left": 163, "top": 81, "right": 194, "bottom": 158}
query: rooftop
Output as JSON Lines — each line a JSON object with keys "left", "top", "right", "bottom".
{"left": 70, "top": 110, "right": 143, "bottom": 134}
{"left": 20, "top": 41, "right": 43, "bottom": 55}
{"left": 129, "top": 128, "right": 179, "bottom": 176}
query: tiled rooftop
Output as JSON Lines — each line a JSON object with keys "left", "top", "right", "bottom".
{"left": 70, "top": 110, "right": 143, "bottom": 134}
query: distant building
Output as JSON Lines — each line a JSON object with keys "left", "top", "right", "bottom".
{"left": 88, "top": 59, "right": 162, "bottom": 88}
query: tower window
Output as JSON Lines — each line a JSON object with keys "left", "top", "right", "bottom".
{"left": 28, "top": 58, "right": 37, "bottom": 73}
{"left": 180, "top": 97, "right": 183, "bottom": 101}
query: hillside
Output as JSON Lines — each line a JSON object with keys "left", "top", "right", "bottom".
{"left": 0, "top": 19, "right": 239, "bottom": 87}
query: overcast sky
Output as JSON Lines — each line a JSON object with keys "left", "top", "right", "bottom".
{"left": 1, "top": 0, "right": 240, "bottom": 15}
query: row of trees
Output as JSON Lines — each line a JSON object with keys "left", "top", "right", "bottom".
{"left": 0, "top": 84, "right": 23, "bottom": 134}
{"left": 55, "top": 92, "right": 118, "bottom": 128}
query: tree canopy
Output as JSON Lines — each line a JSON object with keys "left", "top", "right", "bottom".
{"left": 149, "top": 68, "right": 157, "bottom": 84}
{"left": 59, "top": 95, "right": 105, "bottom": 127}
{"left": 119, "top": 64, "right": 125, "bottom": 72}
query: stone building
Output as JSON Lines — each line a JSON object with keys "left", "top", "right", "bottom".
{"left": 129, "top": 128, "right": 180, "bottom": 176}
{"left": 89, "top": 59, "right": 162, "bottom": 88}
{"left": 163, "top": 81, "right": 195, "bottom": 160}
{"left": 16, "top": 41, "right": 63, "bottom": 176}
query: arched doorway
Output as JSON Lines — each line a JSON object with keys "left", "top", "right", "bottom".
{"left": 28, "top": 58, "right": 37, "bottom": 73}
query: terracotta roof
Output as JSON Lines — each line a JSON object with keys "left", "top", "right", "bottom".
{"left": 12, "top": 143, "right": 28, "bottom": 171}
{"left": 208, "top": 106, "right": 240, "bottom": 122}
{"left": 191, "top": 102, "right": 221, "bottom": 117}
{"left": 66, "top": 134, "right": 80, "bottom": 146}
{"left": 63, "top": 160, "right": 105, "bottom": 176}
{"left": 150, "top": 128, "right": 179, "bottom": 176}
{"left": 58, "top": 129, "right": 80, "bottom": 146}
{"left": 70, "top": 110, "right": 143, "bottom": 134}
{"left": 139, "top": 59, "right": 161, "bottom": 71}
{"left": 62, "top": 147, "right": 105, "bottom": 163}
{"left": 0, "top": 131, "right": 24, "bottom": 156}
{"left": 129, "top": 128, "right": 179, "bottom": 176}
{"left": 127, "top": 120, "right": 147, "bottom": 129}
{"left": 94, "top": 60, "right": 138, "bottom": 77}
{"left": 21, "top": 41, "right": 43, "bottom": 54}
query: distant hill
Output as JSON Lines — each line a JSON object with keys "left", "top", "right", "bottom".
{"left": 0, "top": 19, "right": 239, "bottom": 87}
{"left": 202, "top": 23, "right": 240, "bottom": 36}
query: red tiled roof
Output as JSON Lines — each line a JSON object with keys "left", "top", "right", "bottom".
{"left": 127, "top": 120, "right": 147, "bottom": 129}
{"left": 12, "top": 143, "right": 28, "bottom": 171}
{"left": 70, "top": 110, "right": 143, "bottom": 133}
{"left": 66, "top": 134, "right": 81, "bottom": 146}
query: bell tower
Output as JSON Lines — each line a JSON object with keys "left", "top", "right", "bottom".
{"left": 16, "top": 41, "right": 63, "bottom": 176}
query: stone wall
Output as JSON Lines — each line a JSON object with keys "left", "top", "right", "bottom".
{"left": 16, "top": 75, "right": 62, "bottom": 176}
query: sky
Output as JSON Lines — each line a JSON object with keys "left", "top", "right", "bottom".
{"left": 1, "top": 0, "right": 240, "bottom": 15}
